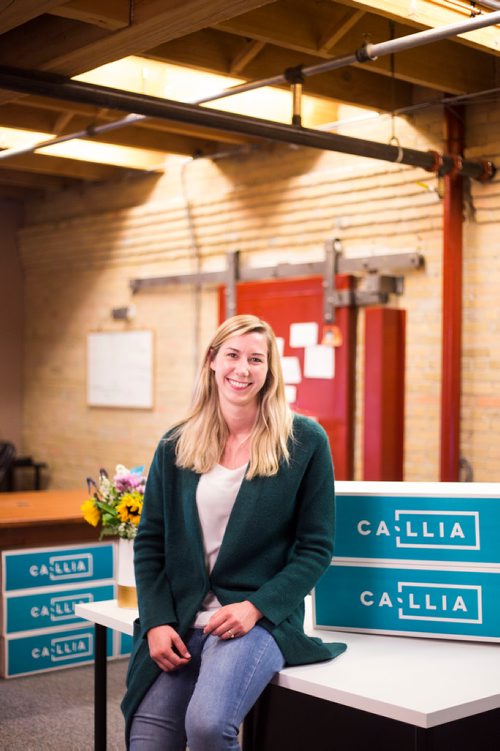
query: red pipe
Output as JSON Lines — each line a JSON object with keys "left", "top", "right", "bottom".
{"left": 440, "top": 106, "right": 464, "bottom": 481}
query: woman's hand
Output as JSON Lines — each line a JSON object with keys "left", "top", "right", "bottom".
{"left": 147, "top": 624, "right": 191, "bottom": 671}
{"left": 204, "top": 600, "right": 263, "bottom": 640}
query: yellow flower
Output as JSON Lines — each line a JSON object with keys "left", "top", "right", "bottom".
{"left": 116, "top": 492, "right": 143, "bottom": 524}
{"left": 81, "top": 499, "right": 101, "bottom": 527}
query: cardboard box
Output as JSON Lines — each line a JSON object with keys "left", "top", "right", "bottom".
{"left": 314, "top": 561, "right": 500, "bottom": 642}
{"left": 116, "top": 630, "right": 133, "bottom": 657}
{"left": 1, "top": 542, "right": 115, "bottom": 592}
{"left": 2, "top": 581, "right": 115, "bottom": 634}
{"left": 0, "top": 623, "right": 114, "bottom": 678}
{"left": 334, "top": 483, "right": 500, "bottom": 566}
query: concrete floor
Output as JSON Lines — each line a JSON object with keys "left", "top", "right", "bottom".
{"left": 0, "top": 657, "right": 128, "bottom": 750}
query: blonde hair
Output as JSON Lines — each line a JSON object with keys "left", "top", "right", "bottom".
{"left": 170, "top": 314, "right": 293, "bottom": 479}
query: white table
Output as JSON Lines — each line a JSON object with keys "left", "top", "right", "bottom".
{"left": 76, "top": 599, "right": 500, "bottom": 750}
{"left": 76, "top": 600, "right": 137, "bottom": 751}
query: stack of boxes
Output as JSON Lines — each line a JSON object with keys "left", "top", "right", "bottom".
{"left": 314, "top": 482, "right": 500, "bottom": 642}
{"left": 1, "top": 542, "right": 131, "bottom": 677}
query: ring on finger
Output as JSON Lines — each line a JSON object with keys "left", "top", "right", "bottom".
{"left": 227, "top": 628, "right": 235, "bottom": 639}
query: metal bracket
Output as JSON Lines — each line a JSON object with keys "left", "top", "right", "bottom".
{"left": 130, "top": 245, "right": 423, "bottom": 313}
{"left": 323, "top": 239, "right": 340, "bottom": 324}
{"left": 225, "top": 250, "right": 240, "bottom": 318}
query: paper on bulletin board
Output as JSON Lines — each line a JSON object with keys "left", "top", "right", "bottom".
{"left": 304, "top": 345, "right": 335, "bottom": 379}
{"left": 281, "top": 356, "right": 302, "bottom": 384}
{"left": 276, "top": 337, "right": 285, "bottom": 356}
{"left": 285, "top": 385, "right": 297, "bottom": 404}
{"left": 290, "top": 322, "right": 318, "bottom": 348}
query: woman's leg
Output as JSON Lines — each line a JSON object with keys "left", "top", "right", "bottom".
{"left": 129, "top": 629, "right": 203, "bottom": 751}
{"left": 185, "top": 625, "right": 285, "bottom": 751}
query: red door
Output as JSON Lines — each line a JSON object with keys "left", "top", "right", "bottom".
{"left": 219, "top": 276, "right": 356, "bottom": 480}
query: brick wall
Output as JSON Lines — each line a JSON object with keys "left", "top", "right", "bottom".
{"left": 17, "top": 103, "right": 500, "bottom": 487}
{"left": 0, "top": 200, "right": 24, "bottom": 451}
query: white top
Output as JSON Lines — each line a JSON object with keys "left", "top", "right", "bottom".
{"left": 192, "top": 462, "right": 247, "bottom": 628}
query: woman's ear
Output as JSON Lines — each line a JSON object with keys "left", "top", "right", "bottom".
{"left": 208, "top": 347, "right": 216, "bottom": 371}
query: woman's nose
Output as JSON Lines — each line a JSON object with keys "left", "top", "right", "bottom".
{"left": 235, "top": 361, "right": 250, "bottom": 375}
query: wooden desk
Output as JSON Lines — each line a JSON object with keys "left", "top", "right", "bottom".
{"left": 76, "top": 599, "right": 500, "bottom": 751}
{"left": 0, "top": 489, "right": 99, "bottom": 547}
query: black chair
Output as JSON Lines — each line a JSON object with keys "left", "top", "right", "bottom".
{"left": 0, "top": 441, "right": 16, "bottom": 491}
{"left": 0, "top": 441, "right": 48, "bottom": 491}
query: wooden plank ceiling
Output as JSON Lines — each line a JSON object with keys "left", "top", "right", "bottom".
{"left": 0, "top": 0, "right": 498, "bottom": 200}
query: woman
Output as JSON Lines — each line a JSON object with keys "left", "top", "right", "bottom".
{"left": 122, "top": 314, "right": 346, "bottom": 750}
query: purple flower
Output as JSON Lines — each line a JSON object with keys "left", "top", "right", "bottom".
{"left": 113, "top": 473, "right": 144, "bottom": 492}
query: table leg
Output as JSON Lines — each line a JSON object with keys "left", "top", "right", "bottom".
{"left": 95, "top": 623, "right": 107, "bottom": 751}
{"left": 414, "top": 727, "right": 430, "bottom": 751}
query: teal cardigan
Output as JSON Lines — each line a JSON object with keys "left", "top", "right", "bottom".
{"left": 121, "top": 414, "right": 346, "bottom": 737}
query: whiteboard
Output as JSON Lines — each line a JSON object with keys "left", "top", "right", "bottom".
{"left": 87, "top": 330, "right": 153, "bottom": 409}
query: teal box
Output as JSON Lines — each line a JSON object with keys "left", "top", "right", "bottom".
{"left": 2, "top": 543, "right": 115, "bottom": 592}
{"left": 2, "top": 625, "right": 113, "bottom": 678}
{"left": 334, "top": 492, "right": 500, "bottom": 565}
{"left": 4, "top": 583, "right": 115, "bottom": 634}
{"left": 118, "top": 632, "right": 133, "bottom": 656}
{"left": 314, "top": 562, "right": 500, "bottom": 641}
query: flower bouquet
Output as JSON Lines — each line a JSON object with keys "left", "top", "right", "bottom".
{"left": 81, "top": 464, "right": 146, "bottom": 540}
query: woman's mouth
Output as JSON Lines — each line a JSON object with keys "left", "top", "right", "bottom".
{"left": 227, "top": 378, "right": 251, "bottom": 391}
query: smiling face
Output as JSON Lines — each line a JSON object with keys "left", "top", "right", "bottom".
{"left": 210, "top": 331, "right": 269, "bottom": 412}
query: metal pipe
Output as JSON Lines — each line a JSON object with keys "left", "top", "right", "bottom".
{"left": 0, "top": 8, "right": 499, "bottom": 163}
{"left": 0, "top": 112, "right": 146, "bottom": 160}
{"left": 440, "top": 106, "right": 464, "bottom": 482}
{"left": 479, "top": 0, "right": 500, "bottom": 9}
{"left": 0, "top": 65, "right": 495, "bottom": 181}
{"left": 291, "top": 82, "right": 303, "bottom": 127}
{"left": 357, "top": 10, "right": 500, "bottom": 61}
{"left": 194, "top": 9, "right": 500, "bottom": 102}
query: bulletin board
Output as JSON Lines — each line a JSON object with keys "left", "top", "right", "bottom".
{"left": 218, "top": 276, "right": 357, "bottom": 480}
{"left": 87, "top": 330, "right": 154, "bottom": 409}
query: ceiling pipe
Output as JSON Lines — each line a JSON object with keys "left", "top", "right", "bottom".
{"left": 479, "top": 0, "right": 500, "bottom": 9}
{"left": 0, "top": 65, "right": 495, "bottom": 181}
{"left": 0, "top": 8, "right": 499, "bottom": 163}
{"left": 190, "top": 8, "right": 500, "bottom": 103}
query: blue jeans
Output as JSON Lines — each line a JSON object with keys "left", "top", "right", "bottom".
{"left": 129, "top": 625, "right": 284, "bottom": 751}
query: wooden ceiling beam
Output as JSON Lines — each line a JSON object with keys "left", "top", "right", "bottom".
{"left": 0, "top": 151, "right": 131, "bottom": 181}
{"left": 0, "top": 1, "right": 64, "bottom": 35}
{"left": 0, "top": 184, "right": 42, "bottom": 200}
{"left": 49, "top": 0, "right": 130, "bottom": 31}
{"left": 229, "top": 39, "right": 267, "bottom": 74}
{"left": 0, "top": 166, "right": 77, "bottom": 191}
{"left": 216, "top": 0, "right": 336, "bottom": 56}
{"left": 0, "top": 17, "right": 108, "bottom": 69}
{"left": 5, "top": 98, "right": 256, "bottom": 146}
{"left": 213, "top": 7, "right": 494, "bottom": 97}
{"left": 52, "top": 111, "right": 76, "bottom": 134}
{"left": 0, "top": 1, "right": 276, "bottom": 106}
{"left": 333, "top": 0, "right": 500, "bottom": 53}
{"left": 10, "top": 0, "right": 277, "bottom": 77}
{"left": 0, "top": 106, "right": 221, "bottom": 156}
{"left": 148, "top": 29, "right": 415, "bottom": 112}
{"left": 328, "top": 15, "right": 494, "bottom": 94}
{"left": 319, "top": 9, "right": 366, "bottom": 53}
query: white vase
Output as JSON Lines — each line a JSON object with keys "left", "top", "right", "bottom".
{"left": 117, "top": 537, "right": 138, "bottom": 608}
